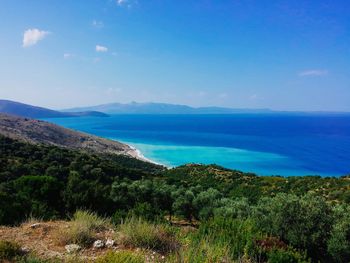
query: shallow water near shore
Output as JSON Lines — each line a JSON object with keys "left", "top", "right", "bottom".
{"left": 45, "top": 114, "right": 350, "bottom": 177}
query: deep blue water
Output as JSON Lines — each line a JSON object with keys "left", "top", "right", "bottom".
{"left": 45, "top": 114, "right": 350, "bottom": 177}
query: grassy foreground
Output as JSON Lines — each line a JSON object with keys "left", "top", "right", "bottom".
{"left": 0, "top": 210, "right": 322, "bottom": 262}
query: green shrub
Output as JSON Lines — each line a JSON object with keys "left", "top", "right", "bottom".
{"left": 73, "top": 210, "right": 111, "bottom": 230}
{"left": 13, "top": 175, "right": 62, "bottom": 220}
{"left": 118, "top": 217, "right": 179, "bottom": 253}
{"left": 16, "top": 255, "right": 61, "bottom": 263}
{"left": 129, "top": 202, "right": 162, "bottom": 221}
{"left": 96, "top": 251, "right": 144, "bottom": 263}
{"left": 0, "top": 240, "right": 22, "bottom": 260}
{"left": 197, "top": 217, "right": 262, "bottom": 260}
{"left": 112, "top": 210, "right": 128, "bottom": 224}
{"left": 58, "top": 210, "right": 112, "bottom": 246}
{"left": 213, "top": 197, "right": 251, "bottom": 219}
{"left": 327, "top": 204, "right": 350, "bottom": 262}
{"left": 170, "top": 237, "right": 231, "bottom": 263}
{"left": 267, "top": 248, "right": 310, "bottom": 263}
{"left": 253, "top": 193, "right": 332, "bottom": 260}
{"left": 171, "top": 218, "right": 262, "bottom": 262}
{"left": 193, "top": 188, "right": 222, "bottom": 220}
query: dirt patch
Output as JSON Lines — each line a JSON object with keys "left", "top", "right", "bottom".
{"left": 0, "top": 221, "right": 168, "bottom": 262}
{"left": 0, "top": 221, "right": 113, "bottom": 261}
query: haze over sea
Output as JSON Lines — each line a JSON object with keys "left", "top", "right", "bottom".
{"left": 46, "top": 114, "right": 350, "bottom": 177}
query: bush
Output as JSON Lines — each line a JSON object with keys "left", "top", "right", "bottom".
{"left": 72, "top": 210, "right": 111, "bottom": 230}
{"left": 0, "top": 240, "right": 22, "bottom": 260}
{"left": 129, "top": 202, "right": 162, "bottom": 221}
{"left": 213, "top": 197, "right": 251, "bottom": 219}
{"left": 170, "top": 237, "right": 231, "bottom": 263}
{"left": 327, "top": 204, "right": 350, "bottom": 262}
{"left": 58, "top": 210, "right": 112, "bottom": 246}
{"left": 16, "top": 255, "right": 61, "bottom": 263}
{"left": 13, "top": 175, "right": 63, "bottom": 219}
{"left": 112, "top": 210, "right": 128, "bottom": 225}
{"left": 96, "top": 251, "right": 144, "bottom": 263}
{"left": 193, "top": 188, "right": 222, "bottom": 220}
{"left": 172, "top": 218, "right": 262, "bottom": 262}
{"left": 118, "top": 217, "right": 179, "bottom": 253}
{"left": 253, "top": 193, "right": 332, "bottom": 260}
{"left": 267, "top": 248, "right": 310, "bottom": 263}
{"left": 197, "top": 217, "right": 262, "bottom": 260}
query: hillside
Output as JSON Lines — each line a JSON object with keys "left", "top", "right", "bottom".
{"left": 0, "top": 136, "right": 350, "bottom": 262}
{"left": 0, "top": 99, "right": 108, "bottom": 118}
{"left": 0, "top": 113, "right": 139, "bottom": 157}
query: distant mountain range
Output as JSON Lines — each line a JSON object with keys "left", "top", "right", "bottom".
{"left": 0, "top": 100, "right": 108, "bottom": 118}
{"left": 3, "top": 99, "right": 347, "bottom": 118}
{"left": 65, "top": 102, "right": 274, "bottom": 114}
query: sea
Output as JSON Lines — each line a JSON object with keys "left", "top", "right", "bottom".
{"left": 45, "top": 114, "right": 350, "bottom": 177}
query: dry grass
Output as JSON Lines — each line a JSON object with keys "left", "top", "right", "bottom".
{"left": 117, "top": 217, "right": 179, "bottom": 254}
{"left": 0, "top": 219, "right": 143, "bottom": 262}
{"left": 22, "top": 215, "right": 44, "bottom": 226}
{"left": 55, "top": 210, "right": 112, "bottom": 247}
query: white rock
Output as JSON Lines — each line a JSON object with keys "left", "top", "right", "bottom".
{"left": 30, "top": 223, "right": 41, "bottom": 229}
{"left": 21, "top": 246, "right": 30, "bottom": 253}
{"left": 65, "top": 244, "right": 81, "bottom": 253}
{"left": 105, "top": 238, "right": 115, "bottom": 248}
{"left": 93, "top": 240, "right": 104, "bottom": 249}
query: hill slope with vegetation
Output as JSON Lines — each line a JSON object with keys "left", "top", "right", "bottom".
{"left": 0, "top": 113, "right": 144, "bottom": 158}
{"left": 1, "top": 135, "right": 350, "bottom": 262}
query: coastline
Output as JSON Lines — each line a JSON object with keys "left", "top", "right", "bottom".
{"left": 120, "top": 141, "right": 339, "bottom": 177}
{"left": 42, "top": 115, "right": 350, "bottom": 177}
{"left": 124, "top": 143, "right": 165, "bottom": 166}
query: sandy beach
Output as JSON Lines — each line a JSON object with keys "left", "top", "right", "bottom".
{"left": 125, "top": 143, "right": 163, "bottom": 166}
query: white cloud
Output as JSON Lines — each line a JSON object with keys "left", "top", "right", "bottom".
{"left": 96, "top": 45, "right": 108, "bottom": 52}
{"left": 92, "top": 20, "right": 104, "bottom": 29}
{"left": 299, "top": 69, "right": 328, "bottom": 77}
{"left": 117, "top": 0, "right": 126, "bottom": 5}
{"left": 117, "top": 0, "right": 137, "bottom": 8}
{"left": 249, "top": 94, "right": 258, "bottom": 100}
{"left": 22, "top": 28, "right": 50, "bottom": 47}
{"left": 63, "top": 53, "right": 75, "bottom": 59}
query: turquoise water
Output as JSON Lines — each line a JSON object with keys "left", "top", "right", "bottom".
{"left": 120, "top": 140, "right": 304, "bottom": 175}
{"left": 45, "top": 114, "right": 350, "bottom": 177}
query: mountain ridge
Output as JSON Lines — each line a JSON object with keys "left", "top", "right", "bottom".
{"left": 0, "top": 99, "right": 108, "bottom": 118}
{"left": 64, "top": 101, "right": 273, "bottom": 114}
{"left": 65, "top": 102, "right": 350, "bottom": 115}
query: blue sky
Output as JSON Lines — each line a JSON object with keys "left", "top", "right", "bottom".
{"left": 0, "top": 0, "right": 349, "bottom": 111}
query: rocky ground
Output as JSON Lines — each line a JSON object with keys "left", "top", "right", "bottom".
{"left": 0, "top": 220, "right": 166, "bottom": 262}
